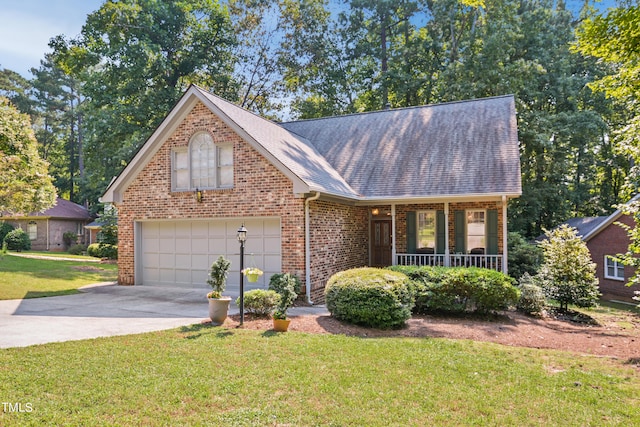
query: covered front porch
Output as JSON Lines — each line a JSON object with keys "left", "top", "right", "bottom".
{"left": 368, "top": 198, "right": 509, "bottom": 274}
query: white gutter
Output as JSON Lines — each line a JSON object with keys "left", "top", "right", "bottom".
{"left": 305, "top": 191, "right": 321, "bottom": 304}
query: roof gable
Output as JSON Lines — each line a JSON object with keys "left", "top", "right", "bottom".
{"left": 581, "top": 194, "right": 640, "bottom": 242}
{"left": 281, "top": 95, "right": 521, "bottom": 198}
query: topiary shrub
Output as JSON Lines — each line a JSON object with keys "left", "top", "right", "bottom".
{"left": 388, "top": 265, "right": 519, "bottom": 314}
{"left": 0, "top": 222, "right": 15, "bottom": 244}
{"left": 87, "top": 243, "right": 101, "bottom": 258}
{"left": 268, "top": 273, "right": 299, "bottom": 319}
{"left": 238, "top": 289, "right": 281, "bottom": 316}
{"left": 4, "top": 228, "right": 31, "bottom": 251}
{"left": 325, "top": 267, "right": 414, "bottom": 329}
{"left": 516, "top": 274, "right": 547, "bottom": 316}
{"left": 68, "top": 244, "right": 87, "bottom": 255}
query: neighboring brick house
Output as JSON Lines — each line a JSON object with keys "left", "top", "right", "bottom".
{"left": 101, "top": 85, "right": 522, "bottom": 303}
{"left": 1, "top": 197, "right": 93, "bottom": 251}
{"left": 572, "top": 196, "right": 640, "bottom": 303}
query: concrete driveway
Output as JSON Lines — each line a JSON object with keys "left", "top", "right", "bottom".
{"left": 0, "top": 283, "right": 230, "bottom": 348}
{"left": 0, "top": 283, "right": 329, "bottom": 349}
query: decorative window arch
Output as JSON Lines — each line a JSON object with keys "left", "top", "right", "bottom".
{"left": 171, "top": 132, "right": 233, "bottom": 191}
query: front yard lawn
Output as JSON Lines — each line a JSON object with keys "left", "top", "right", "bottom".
{"left": 0, "top": 325, "right": 639, "bottom": 426}
{"left": 0, "top": 254, "right": 117, "bottom": 300}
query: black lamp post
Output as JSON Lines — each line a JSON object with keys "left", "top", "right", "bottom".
{"left": 237, "top": 223, "right": 247, "bottom": 325}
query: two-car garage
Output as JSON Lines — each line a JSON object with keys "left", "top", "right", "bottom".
{"left": 136, "top": 217, "right": 281, "bottom": 296}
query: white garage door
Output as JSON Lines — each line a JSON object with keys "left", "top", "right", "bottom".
{"left": 138, "top": 218, "right": 281, "bottom": 296}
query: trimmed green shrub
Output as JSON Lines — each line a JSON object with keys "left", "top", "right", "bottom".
{"left": 4, "top": 228, "right": 31, "bottom": 251}
{"left": 388, "top": 265, "right": 519, "bottom": 314}
{"left": 516, "top": 274, "right": 547, "bottom": 316}
{"left": 68, "top": 244, "right": 87, "bottom": 255}
{"left": 325, "top": 267, "right": 413, "bottom": 329}
{"left": 87, "top": 243, "right": 101, "bottom": 257}
{"left": 0, "top": 222, "right": 15, "bottom": 244}
{"left": 238, "top": 289, "right": 281, "bottom": 316}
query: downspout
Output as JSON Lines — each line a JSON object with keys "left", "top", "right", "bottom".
{"left": 305, "top": 191, "right": 321, "bottom": 304}
{"left": 502, "top": 195, "right": 508, "bottom": 275}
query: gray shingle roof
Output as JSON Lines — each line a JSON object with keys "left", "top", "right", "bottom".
{"left": 198, "top": 89, "right": 359, "bottom": 199}
{"left": 281, "top": 95, "right": 521, "bottom": 198}
{"left": 2, "top": 198, "right": 93, "bottom": 220}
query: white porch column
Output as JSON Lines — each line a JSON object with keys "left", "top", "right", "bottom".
{"left": 391, "top": 204, "right": 397, "bottom": 265}
{"left": 444, "top": 202, "right": 450, "bottom": 267}
{"left": 502, "top": 195, "right": 508, "bottom": 275}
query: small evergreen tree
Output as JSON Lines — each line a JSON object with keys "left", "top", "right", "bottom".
{"left": 536, "top": 225, "right": 600, "bottom": 311}
{"left": 4, "top": 228, "right": 31, "bottom": 252}
{"left": 97, "top": 205, "right": 118, "bottom": 259}
{"left": 507, "top": 232, "right": 542, "bottom": 280}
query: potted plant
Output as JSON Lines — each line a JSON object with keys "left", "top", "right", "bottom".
{"left": 268, "top": 273, "right": 299, "bottom": 332}
{"left": 242, "top": 267, "right": 263, "bottom": 283}
{"left": 207, "top": 255, "right": 231, "bottom": 325}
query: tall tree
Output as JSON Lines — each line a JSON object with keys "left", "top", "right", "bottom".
{"left": 51, "top": 0, "right": 236, "bottom": 202}
{"left": 0, "top": 97, "right": 57, "bottom": 214}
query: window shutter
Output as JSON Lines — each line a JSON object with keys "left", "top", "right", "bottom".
{"left": 406, "top": 211, "right": 416, "bottom": 254}
{"left": 454, "top": 210, "right": 466, "bottom": 253}
{"left": 436, "top": 210, "right": 445, "bottom": 254}
{"left": 487, "top": 209, "right": 498, "bottom": 255}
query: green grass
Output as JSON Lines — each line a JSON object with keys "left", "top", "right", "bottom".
{"left": 0, "top": 326, "right": 638, "bottom": 426}
{"left": 0, "top": 254, "right": 117, "bottom": 300}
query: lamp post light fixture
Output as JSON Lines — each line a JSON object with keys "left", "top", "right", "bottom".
{"left": 195, "top": 188, "right": 203, "bottom": 203}
{"left": 237, "top": 223, "right": 247, "bottom": 325}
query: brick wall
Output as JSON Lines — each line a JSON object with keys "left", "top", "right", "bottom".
{"left": 587, "top": 215, "right": 638, "bottom": 302}
{"left": 4, "top": 219, "right": 87, "bottom": 251}
{"left": 308, "top": 200, "right": 369, "bottom": 302}
{"left": 116, "top": 102, "right": 306, "bottom": 286}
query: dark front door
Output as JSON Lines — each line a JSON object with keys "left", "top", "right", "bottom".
{"left": 372, "top": 219, "right": 392, "bottom": 267}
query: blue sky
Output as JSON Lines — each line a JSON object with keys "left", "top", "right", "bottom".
{"left": 0, "top": 0, "right": 103, "bottom": 76}
{"left": 0, "top": 0, "right": 617, "bottom": 78}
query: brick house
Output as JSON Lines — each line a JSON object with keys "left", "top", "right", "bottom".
{"left": 101, "top": 85, "right": 521, "bottom": 303}
{"left": 1, "top": 197, "right": 93, "bottom": 251}
{"left": 572, "top": 196, "right": 640, "bottom": 303}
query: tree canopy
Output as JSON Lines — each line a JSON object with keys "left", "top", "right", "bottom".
{"left": 0, "top": 0, "right": 633, "bottom": 235}
{"left": 0, "top": 97, "right": 56, "bottom": 214}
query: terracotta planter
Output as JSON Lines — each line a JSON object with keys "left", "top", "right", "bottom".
{"left": 273, "top": 318, "right": 291, "bottom": 332}
{"left": 208, "top": 297, "right": 231, "bottom": 325}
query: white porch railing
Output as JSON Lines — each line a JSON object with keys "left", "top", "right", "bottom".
{"left": 396, "top": 253, "right": 503, "bottom": 272}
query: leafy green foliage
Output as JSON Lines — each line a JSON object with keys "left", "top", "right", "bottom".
{"left": 388, "top": 265, "right": 519, "bottom": 315}
{"left": 0, "top": 97, "right": 56, "bottom": 214}
{"left": 325, "top": 268, "right": 413, "bottom": 328}
{"left": 0, "top": 222, "right": 15, "bottom": 244}
{"left": 63, "top": 231, "right": 78, "bottom": 248}
{"left": 507, "top": 232, "right": 542, "bottom": 280}
{"left": 87, "top": 243, "right": 101, "bottom": 258}
{"left": 516, "top": 274, "right": 547, "bottom": 316}
{"left": 208, "top": 256, "right": 231, "bottom": 298}
{"left": 3, "top": 228, "right": 31, "bottom": 252}
{"left": 68, "top": 244, "right": 87, "bottom": 256}
{"left": 536, "top": 225, "right": 600, "bottom": 311}
{"left": 268, "top": 273, "right": 299, "bottom": 319}
{"left": 238, "top": 289, "right": 281, "bottom": 316}
{"left": 97, "top": 207, "right": 118, "bottom": 260}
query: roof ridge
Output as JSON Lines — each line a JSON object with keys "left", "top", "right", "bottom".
{"left": 280, "top": 94, "right": 515, "bottom": 125}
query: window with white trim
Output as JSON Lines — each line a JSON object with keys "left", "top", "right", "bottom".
{"left": 417, "top": 211, "right": 436, "bottom": 251}
{"left": 604, "top": 256, "right": 624, "bottom": 281}
{"left": 466, "top": 210, "right": 485, "bottom": 253}
{"left": 171, "top": 132, "right": 233, "bottom": 191}
{"left": 27, "top": 222, "right": 37, "bottom": 240}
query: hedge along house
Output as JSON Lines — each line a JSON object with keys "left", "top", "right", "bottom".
{"left": 101, "top": 85, "right": 521, "bottom": 303}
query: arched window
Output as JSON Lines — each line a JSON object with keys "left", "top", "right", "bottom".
{"left": 171, "top": 132, "right": 233, "bottom": 191}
